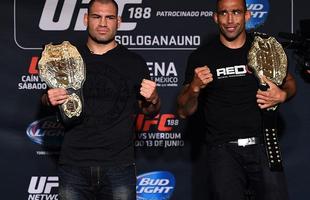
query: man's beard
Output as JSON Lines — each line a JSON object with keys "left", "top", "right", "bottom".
{"left": 89, "top": 33, "right": 115, "bottom": 45}
{"left": 221, "top": 29, "right": 243, "bottom": 42}
{"left": 219, "top": 25, "right": 244, "bottom": 42}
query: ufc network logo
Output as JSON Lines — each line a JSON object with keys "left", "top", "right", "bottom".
{"left": 39, "top": 0, "right": 142, "bottom": 31}
{"left": 28, "top": 176, "right": 59, "bottom": 194}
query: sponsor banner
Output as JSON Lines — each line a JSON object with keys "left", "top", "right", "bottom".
{"left": 135, "top": 114, "right": 184, "bottom": 148}
{"left": 14, "top": 0, "right": 215, "bottom": 50}
{"left": 137, "top": 171, "right": 175, "bottom": 200}
{"left": 26, "top": 116, "right": 64, "bottom": 155}
{"left": 27, "top": 113, "right": 184, "bottom": 154}
{"left": 12, "top": 0, "right": 277, "bottom": 52}
{"left": 246, "top": 0, "right": 270, "bottom": 30}
{"left": 27, "top": 172, "right": 175, "bottom": 200}
{"left": 13, "top": 0, "right": 272, "bottom": 50}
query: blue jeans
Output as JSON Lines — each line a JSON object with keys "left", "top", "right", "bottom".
{"left": 205, "top": 143, "right": 289, "bottom": 200}
{"left": 58, "top": 163, "right": 136, "bottom": 200}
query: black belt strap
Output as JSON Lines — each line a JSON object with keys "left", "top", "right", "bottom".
{"left": 260, "top": 84, "right": 283, "bottom": 171}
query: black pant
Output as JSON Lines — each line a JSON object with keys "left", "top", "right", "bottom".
{"left": 58, "top": 164, "right": 136, "bottom": 200}
{"left": 205, "top": 143, "right": 289, "bottom": 200}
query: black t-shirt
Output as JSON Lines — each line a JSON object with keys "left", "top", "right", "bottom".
{"left": 184, "top": 37, "right": 261, "bottom": 145}
{"left": 59, "top": 43, "right": 149, "bottom": 167}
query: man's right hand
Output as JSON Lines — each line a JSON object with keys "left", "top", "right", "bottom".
{"left": 190, "top": 66, "right": 213, "bottom": 92}
{"left": 47, "top": 88, "right": 68, "bottom": 106}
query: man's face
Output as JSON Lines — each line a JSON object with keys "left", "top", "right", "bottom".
{"left": 214, "top": 0, "right": 250, "bottom": 42}
{"left": 84, "top": 2, "right": 120, "bottom": 44}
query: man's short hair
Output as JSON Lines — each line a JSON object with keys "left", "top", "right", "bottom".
{"left": 88, "top": 0, "right": 119, "bottom": 14}
{"left": 216, "top": 0, "right": 247, "bottom": 12}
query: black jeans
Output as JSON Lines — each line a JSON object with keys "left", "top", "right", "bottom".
{"left": 205, "top": 143, "right": 289, "bottom": 200}
{"left": 58, "top": 163, "right": 136, "bottom": 200}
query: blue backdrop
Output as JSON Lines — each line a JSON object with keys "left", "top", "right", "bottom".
{"left": 1, "top": 0, "right": 310, "bottom": 199}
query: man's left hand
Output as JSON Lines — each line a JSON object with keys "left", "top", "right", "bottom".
{"left": 256, "top": 76, "right": 287, "bottom": 109}
{"left": 140, "top": 79, "right": 159, "bottom": 104}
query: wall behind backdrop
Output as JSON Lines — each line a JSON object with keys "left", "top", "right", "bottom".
{"left": 1, "top": 0, "right": 310, "bottom": 200}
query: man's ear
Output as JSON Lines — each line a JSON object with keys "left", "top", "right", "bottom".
{"left": 117, "top": 16, "right": 122, "bottom": 29}
{"left": 83, "top": 13, "right": 88, "bottom": 26}
{"left": 213, "top": 12, "right": 218, "bottom": 24}
{"left": 245, "top": 10, "right": 251, "bottom": 22}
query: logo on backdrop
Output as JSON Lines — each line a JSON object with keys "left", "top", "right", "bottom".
{"left": 246, "top": 0, "right": 269, "bottom": 30}
{"left": 28, "top": 176, "right": 59, "bottom": 200}
{"left": 137, "top": 171, "right": 175, "bottom": 200}
{"left": 14, "top": 0, "right": 214, "bottom": 50}
{"left": 135, "top": 114, "right": 184, "bottom": 148}
{"left": 26, "top": 116, "right": 64, "bottom": 155}
{"left": 38, "top": 0, "right": 142, "bottom": 31}
{"left": 17, "top": 57, "right": 47, "bottom": 90}
{"left": 147, "top": 61, "right": 178, "bottom": 87}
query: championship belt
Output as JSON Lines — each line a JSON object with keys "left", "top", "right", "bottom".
{"left": 38, "top": 41, "right": 86, "bottom": 126}
{"left": 248, "top": 33, "right": 287, "bottom": 171}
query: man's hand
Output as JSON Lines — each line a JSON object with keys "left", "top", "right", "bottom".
{"left": 256, "top": 76, "right": 287, "bottom": 109}
{"left": 140, "top": 79, "right": 159, "bottom": 104}
{"left": 190, "top": 66, "right": 213, "bottom": 92}
{"left": 47, "top": 88, "right": 68, "bottom": 106}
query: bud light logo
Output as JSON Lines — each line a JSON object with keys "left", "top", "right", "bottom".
{"left": 137, "top": 171, "right": 175, "bottom": 200}
{"left": 26, "top": 116, "right": 64, "bottom": 148}
{"left": 246, "top": 0, "right": 269, "bottom": 30}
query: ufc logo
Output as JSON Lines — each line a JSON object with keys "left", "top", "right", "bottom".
{"left": 136, "top": 114, "right": 175, "bottom": 132}
{"left": 28, "top": 176, "right": 59, "bottom": 194}
{"left": 39, "top": 0, "right": 142, "bottom": 31}
{"left": 28, "top": 56, "right": 39, "bottom": 74}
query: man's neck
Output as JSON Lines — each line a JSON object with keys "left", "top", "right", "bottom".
{"left": 220, "top": 32, "right": 247, "bottom": 49}
{"left": 87, "top": 40, "right": 118, "bottom": 55}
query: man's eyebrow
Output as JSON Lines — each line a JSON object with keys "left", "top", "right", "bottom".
{"left": 217, "top": 9, "right": 244, "bottom": 13}
{"left": 217, "top": 8, "right": 228, "bottom": 13}
{"left": 88, "top": 13, "right": 117, "bottom": 18}
{"left": 106, "top": 15, "right": 117, "bottom": 18}
{"left": 232, "top": 9, "right": 243, "bottom": 12}
{"left": 89, "top": 13, "right": 100, "bottom": 16}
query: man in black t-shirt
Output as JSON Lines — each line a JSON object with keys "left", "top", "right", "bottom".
{"left": 177, "top": 0, "right": 296, "bottom": 199}
{"left": 41, "top": 1, "right": 160, "bottom": 200}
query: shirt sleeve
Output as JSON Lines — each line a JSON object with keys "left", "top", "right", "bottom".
{"left": 183, "top": 51, "right": 197, "bottom": 85}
